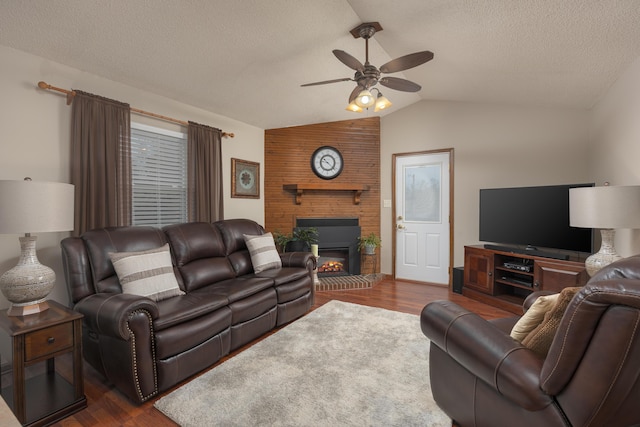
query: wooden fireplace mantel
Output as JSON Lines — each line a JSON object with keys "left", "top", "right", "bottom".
{"left": 283, "top": 183, "right": 370, "bottom": 205}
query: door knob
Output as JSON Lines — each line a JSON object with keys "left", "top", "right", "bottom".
{"left": 397, "top": 224, "right": 405, "bottom": 230}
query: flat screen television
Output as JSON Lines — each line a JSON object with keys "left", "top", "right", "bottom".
{"left": 479, "top": 183, "right": 594, "bottom": 256}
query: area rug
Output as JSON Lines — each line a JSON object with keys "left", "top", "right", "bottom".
{"left": 154, "top": 300, "right": 450, "bottom": 427}
{"left": 316, "top": 273, "right": 383, "bottom": 291}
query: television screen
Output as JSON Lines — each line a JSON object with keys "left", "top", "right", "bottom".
{"left": 479, "top": 183, "right": 594, "bottom": 254}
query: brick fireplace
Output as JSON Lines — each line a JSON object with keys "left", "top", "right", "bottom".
{"left": 264, "top": 118, "right": 380, "bottom": 275}
{"left": 296, "top": 218, "right": 361, "bottom": 277}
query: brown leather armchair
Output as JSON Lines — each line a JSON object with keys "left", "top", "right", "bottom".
{"left": 421, "top": 255, "right": 640, "bottom": 427}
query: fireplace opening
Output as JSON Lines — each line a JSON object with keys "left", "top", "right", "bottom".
{"left": 317, "top": 249, "right": 349, "bottom": 276}
{"left": 296, "top": 217, "right": 360, "bottom": 276}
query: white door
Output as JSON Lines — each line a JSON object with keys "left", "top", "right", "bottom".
{"left": 394, "top": 151, "right": 451, "bottom": 284}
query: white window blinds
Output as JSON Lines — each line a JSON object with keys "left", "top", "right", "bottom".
{"left": 131, "top": 123, "right": 188, "bottom": 228}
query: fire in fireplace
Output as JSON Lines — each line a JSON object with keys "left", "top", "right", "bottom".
{"left": 296, "top": 217, "right": 360, "bottom": 277}
{"left": 317, "top": 249, "right": 348, "bottom": 276}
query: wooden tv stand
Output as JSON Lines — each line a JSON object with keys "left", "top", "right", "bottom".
{"left": 463, "top": 245, "right": 589, "bottom": 315}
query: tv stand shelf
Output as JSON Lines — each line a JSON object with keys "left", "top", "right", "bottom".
{"left": 463, "top": 245, "right": 588, "bottom": 314}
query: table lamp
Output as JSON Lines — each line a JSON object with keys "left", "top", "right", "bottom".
{"left": 569, "top": 184, "right": 640, "bottom": 276}
{"left": 0, "top": 179, "right": 74, "bottom": 316}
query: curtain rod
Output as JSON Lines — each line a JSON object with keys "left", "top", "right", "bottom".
{"left": 37, "top": 81, "right": 235, "bottom": 138}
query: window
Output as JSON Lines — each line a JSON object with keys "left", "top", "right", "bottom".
{"left": 130, "top": 123, "right": 188, "bottom": 228}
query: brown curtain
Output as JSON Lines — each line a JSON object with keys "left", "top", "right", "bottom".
{"left": 187, "top": 121, "right": 223, "bottom": 222}
{"left": 70, "top": 90, "right": 131, "bottom": 235}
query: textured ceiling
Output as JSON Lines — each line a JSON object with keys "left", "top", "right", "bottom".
{"left": 2, "top": 0, "right": 640, "bottom": 129}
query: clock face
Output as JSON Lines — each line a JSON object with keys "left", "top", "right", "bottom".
{"left": 311, "top": 146, "right": 344, "bottom": 180}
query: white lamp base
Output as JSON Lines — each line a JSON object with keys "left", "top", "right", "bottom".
{"left": 0, "top": 235, "right": 54, "bottom": 316}
{"left": 585, "top": 229, "right": 622, "bottom": 277}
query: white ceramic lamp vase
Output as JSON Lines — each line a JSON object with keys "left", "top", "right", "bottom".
{"left": 569, "top": 185, "right": 640, "bottom": 276}
{"left": 0, "top": 179, "right": 74, "bottom": 316}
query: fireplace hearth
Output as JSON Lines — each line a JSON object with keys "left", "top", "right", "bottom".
{"left": 296, "top": 218, "right": 360, "bottom": 276}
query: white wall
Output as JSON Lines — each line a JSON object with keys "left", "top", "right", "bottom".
{"left": 590, "top": 56, "right": 640, "bottom": 256}
{"left": 380, "top": 101, "right": 591, "bottom": 272}
{"left": 0, "top": 45, "right": 265, "bottom": 309}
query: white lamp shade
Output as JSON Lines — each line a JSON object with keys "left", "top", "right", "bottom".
{"left": 374, "top": 94, "right": 392, "bottom": 112}
{"left": 355, "top": 89, "right": 375, "bottom": 108}
{"left": 569, "top": 185, "right": 640, "bottom": 229}
{"left": 0, "top": 180, "right": 75, "bottom": 234}
{"left": 345, "top": 101, "right": 363, "bottom": 113}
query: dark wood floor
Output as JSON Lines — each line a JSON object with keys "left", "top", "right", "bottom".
{"left": 49, "top": 278, "right": 512, "bottom": 426}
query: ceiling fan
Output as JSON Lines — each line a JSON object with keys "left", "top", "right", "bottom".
{"left": 301, "top": 22, "right": 434, "bottom": 112}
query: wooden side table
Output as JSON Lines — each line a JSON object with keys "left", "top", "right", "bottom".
{"left": 0, "top": 300, "right": 86, "bottom": 426}
{"left": 361, "top": 253, "right": 377, "bottom": 275}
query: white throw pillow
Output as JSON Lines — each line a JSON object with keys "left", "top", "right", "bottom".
{"left": 244, "top": 232, "right": 282, "bottom": 273}
{"left": 110, "top": 243, "right": 185, "bottom": 302}
{"left": 510, "top": 293, "right": 560, "bottom": 341}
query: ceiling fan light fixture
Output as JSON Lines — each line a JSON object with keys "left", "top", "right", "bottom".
{"left": 355, "top": 89, "right": 375, "bottom": 108}
{"left": 346, "top": 101, "right": 363, "bottom": 113}
{"left": 374, "top": 92, "right": 392, "bottom": 112}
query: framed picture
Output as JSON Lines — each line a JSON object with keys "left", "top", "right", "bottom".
{"left": 231, "top": 158, "right": 260, "bottom": 199}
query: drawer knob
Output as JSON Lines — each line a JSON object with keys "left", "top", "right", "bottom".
{"left": 47, "top": 337, "right": 56, "bottom": 344}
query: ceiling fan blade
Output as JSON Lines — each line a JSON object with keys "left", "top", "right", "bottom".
{"left": 333, "top": 50, "right": 364, "bottom": 71}
{"left": 301, "top": 77, "right": 352, "bottom": 87}
{"left": 379, "top": 77, "right": 422, "bottom": 92}
{"left": 349, "top": 85, "right": 364, "bottom": 103}
{"left": 379, "top": 51, "right": 434, "bottom": 73}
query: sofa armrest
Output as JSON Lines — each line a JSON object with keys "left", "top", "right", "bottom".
{"left": 74, "top": 293, "right": 159, "bottom": 340}
{"left": 421, "top": 300, "right": 552, "bottom": 411}
{"left": 74, "top": 293, "right": 160, "bottom": 402}
{"left": 279, "top": 251, "right": 317, "bottom": 270}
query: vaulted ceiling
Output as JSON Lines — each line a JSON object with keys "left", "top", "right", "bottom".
{"left": 2, "top": 0, "right": 640, "bottom": 129}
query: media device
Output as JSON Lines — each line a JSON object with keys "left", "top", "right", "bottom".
{"left": 503, "top": 260, "right": 532, "bottom": 272}
{"left": 479, "top": 183, "right": 594, "bottom": 257}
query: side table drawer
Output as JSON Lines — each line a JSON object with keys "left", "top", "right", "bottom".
{"left": 25, "top": 322, "right": 73, "bottom": 362}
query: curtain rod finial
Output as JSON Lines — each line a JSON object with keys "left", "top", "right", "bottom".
{"left": 37, "top": 81, "right": 50, "bottom": 89}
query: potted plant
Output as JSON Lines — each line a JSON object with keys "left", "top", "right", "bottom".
{"left": 358, "top": 232, "right": 381, "bottom": 255}
{"left": 285, "top": 227, "right": 319, "bottom": 252}
{"left": 272, "top": 230, "right": 292, "bottom": 253}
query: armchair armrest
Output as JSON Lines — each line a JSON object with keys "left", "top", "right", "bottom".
{"left": 279, "top": 252, "right": 317, "bottom": 270}
{"left": 74, "top": 292, "right": 159, "bottom": 340}
{"left": 421, "top": 300, "right": 552, "bottom": 411}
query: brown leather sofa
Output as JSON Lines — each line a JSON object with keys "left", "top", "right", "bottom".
{"left": 421, "top": 255, "right": 640, "bottom": 427}
{"left": 61, "top": 219, "right": 315, "bottom": 403}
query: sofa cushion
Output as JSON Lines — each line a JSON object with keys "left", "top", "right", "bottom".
{"left": 110, "top": 244, "right": 185, "bottom": 302}
{"left": 255, "top": 266, "right": 309, "bottom": 285}
{"left": 215, "top": 219, "right": 265, "bottom": 276}
{"left": 164, "top": 222, "right": 236, "bottom": 292}
{"left": 244, "top": 232, "right": 282, "bottom": 273}
{"left": 510, "top": 294, "right": 560, "bottom": 341}
{"left": 153, "top": 290, "right": 230, "bottom": 331}
{"left": 206, "top": 276, "right": 275, "bottom": 303}
{"left": 227, "top": 288, "right": 277, "bottom": 324}
{"left": 215, "top": 219, "right": 265, "bottom": 255}
{"left": 273, "top": 276, "right": 313, "bottom": 303}
{"left": 155, "top": 305, "right": 232, "bottom": 359}
{"left": 83, "top": 226, "right": 168, "bottom": 293}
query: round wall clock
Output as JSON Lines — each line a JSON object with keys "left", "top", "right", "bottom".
{"left": 311, "top": 146, "right": 344, "bottom": 180}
